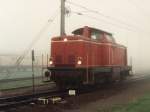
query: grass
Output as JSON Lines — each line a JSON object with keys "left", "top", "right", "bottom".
{"left": 0, "top": 69, "right": 41, "bottom": 79}
{"left": 0, "top": 68, "right": 48, "bottom": 90}
{"left": 111, "top": 93, "right": 150, "bottom": 112}
{"left": 0, "top": 78, "right": 46, "bottom": 90}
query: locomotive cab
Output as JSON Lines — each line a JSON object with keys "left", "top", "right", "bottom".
{"left": 72, "top": 26, "right": 115, "bottom": 43}
{"left": 47, "top": 26, "right": 131, "bottom": 89}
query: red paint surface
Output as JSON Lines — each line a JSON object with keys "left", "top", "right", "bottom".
{"left": 50, "top": 35, "right": 127, "bottom": 67}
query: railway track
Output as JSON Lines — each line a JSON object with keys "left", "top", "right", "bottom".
{"left": 75, "top": 74, "right": 150, "bottom": 97}
{"left": 0, "top": 74, "right": 150, "bottom": 111}
{"left": 0, "top": 76, "right": 42, "bottom": 83}
{"left": 0, "top": 89, "right": 68, "bottom": 110}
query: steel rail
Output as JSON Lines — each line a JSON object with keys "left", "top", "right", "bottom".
{"left": 0, "top": 89, "right": 67, "bottom": 110}
{"left": 0, "top": 75, "right": 150, "bottom": 110}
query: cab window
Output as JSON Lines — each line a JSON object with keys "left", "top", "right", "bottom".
{"left": 105, "top": 34, "right": 115, "bottom": 43}
{"left": 91, "top": 31, "right": 102, "bottom": 40}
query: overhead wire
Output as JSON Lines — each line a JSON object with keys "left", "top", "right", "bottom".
{"left": 66, "top": 1, "right": 139, "bottom": 31}
{"left": 71, "top": 11, "right": 136, "bottom": 32}
{"left": 15, "top": 8, "right": 60, "bottom": 66}
{"left": 67, "top": 0, "right": 150, "bottom": 36}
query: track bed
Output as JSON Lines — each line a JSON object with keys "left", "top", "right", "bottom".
{"left": 2, "top": 74, "right": 150, "bottom": 112}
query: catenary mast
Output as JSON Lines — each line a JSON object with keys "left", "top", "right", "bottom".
{"left": 60, "top": 0, "right": 66, "bottom": 36}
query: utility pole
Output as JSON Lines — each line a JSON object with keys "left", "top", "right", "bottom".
{"left": 31, "top": 50, "right": 35, "bottom": 94}
{"left": 60, "top": 0, "right": 65, "bottom": 36}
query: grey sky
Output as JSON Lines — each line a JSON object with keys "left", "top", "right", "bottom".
{"left": 0, "top": 0, "right": 150, "bottom": 73}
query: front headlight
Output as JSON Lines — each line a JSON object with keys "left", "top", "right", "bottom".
{"left": 49, "top": 60, "right": 53, "bottom": 65}
{"left": 77, "top": 60, "right": 82, "bottom": 65}
{"left": 49, "top": 57, "right": 53, "bottom": 65}
{"left": 77, "top": 57, "right": 82, "bottom": 65}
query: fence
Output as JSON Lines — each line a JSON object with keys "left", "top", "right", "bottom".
{"left": 0, "top": 54, "right": 50, "bottom": 90}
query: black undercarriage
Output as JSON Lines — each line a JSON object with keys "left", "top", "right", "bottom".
{"left": 47, "top": 66, "right": 131, "bottom": 89}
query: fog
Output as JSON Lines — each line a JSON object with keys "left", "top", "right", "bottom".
{"left": 0, "top": 0, "right": 150, "bottom": 74}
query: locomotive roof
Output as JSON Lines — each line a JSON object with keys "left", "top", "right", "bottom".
{"left": 72, "top": 27, "right": 112, "bottom": 36}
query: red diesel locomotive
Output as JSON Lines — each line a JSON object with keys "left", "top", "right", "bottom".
{"left": 47, "top": 26, "right": 131, "bottom": 88}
